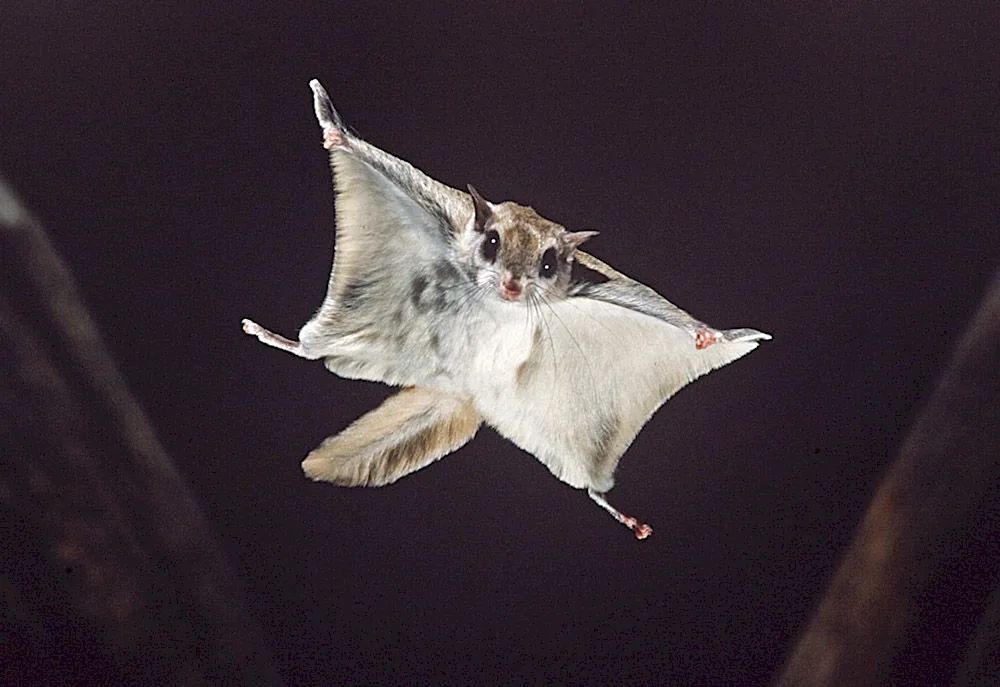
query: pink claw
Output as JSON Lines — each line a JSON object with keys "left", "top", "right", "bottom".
{"left": 588, "top": 490, "right": 653, "bottom": 541}
{"left": 322, "top": 128, "right": 343, "bottom": 149}
{"left": 695, "top": 328, "right": 718, "bottom": 350}
{"left": 623, "top": 516, "right": 653, "bottom": 540}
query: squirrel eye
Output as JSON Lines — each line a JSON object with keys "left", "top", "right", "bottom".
{"left": 540, "top": 248, "right": 558, "bottom": 278}
{"left": 481, "top": 230, "right": 500, "bottom": 263}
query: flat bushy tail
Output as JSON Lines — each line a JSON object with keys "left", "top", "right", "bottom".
{"left": 302, "top": 387, "right": 482, "bottom": 487}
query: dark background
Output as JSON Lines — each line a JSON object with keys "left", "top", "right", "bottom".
{"left": 3, "top": 2, "right": 997, "bottom": 684}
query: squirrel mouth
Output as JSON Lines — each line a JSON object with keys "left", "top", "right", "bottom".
{"left": 501, "top": 289, "right": 522, "bottom": 302}
{"left": 501, "top": 280, "right": 523, "bottom": 301}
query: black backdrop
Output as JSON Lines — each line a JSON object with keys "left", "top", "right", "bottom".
{"left": 3, "top": 3, "right": 998, "bottom": 684}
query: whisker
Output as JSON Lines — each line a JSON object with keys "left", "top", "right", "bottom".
{"left": 528, "top": 289, "right": 562, "bottom": 419}
{"left": 533, "top": 284, "right": 605, "bottom": 397}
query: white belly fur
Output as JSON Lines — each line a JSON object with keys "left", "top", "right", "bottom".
{"left": 470, "top": 299, "right": 761, "bottom": 491}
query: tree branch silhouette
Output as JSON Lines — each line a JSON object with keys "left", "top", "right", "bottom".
{"left": 0, "top": 177, "right": 278, "bottom": 685}
{"left": 776, "top": 272, "right": 1000, "bottom": 686}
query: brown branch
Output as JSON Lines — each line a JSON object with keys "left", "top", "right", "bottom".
{"left": 0, "top": 177, "right": 279, "bottom": 685}
{"left": 775, "top": 272, "right": 1000, "bottom": 686}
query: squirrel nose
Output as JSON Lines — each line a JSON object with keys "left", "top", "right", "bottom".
{"left": 501, "top": 278, "right": 522, "bottom": 299}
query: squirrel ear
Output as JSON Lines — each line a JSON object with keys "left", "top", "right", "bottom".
{"left": 564, "top": 230, "right": 599, "bottom": 252}
{"left": 467, "top": 184, "right": 493, "bottom": 232}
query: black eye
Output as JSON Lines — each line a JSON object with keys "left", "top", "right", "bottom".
{"left": 481, "top": 230, "right": 500, "bottom": 262}
{"left": 540, "top": 248, "right": 559, "bottom": 278}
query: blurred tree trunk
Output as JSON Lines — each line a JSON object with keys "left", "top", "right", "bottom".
{"left": 775, "top": 272, "right": 1000, "bottom": 686}
{"left": 0, "top": 177, "right": 279, "bottom": 685}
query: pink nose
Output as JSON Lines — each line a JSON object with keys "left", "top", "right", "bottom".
{"left": 502, "top": 279, "right": 522, "bottom": 300}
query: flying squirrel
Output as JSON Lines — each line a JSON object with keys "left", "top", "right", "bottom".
{"left": 242, "top": 80, "right": 771, "bottom": 539}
